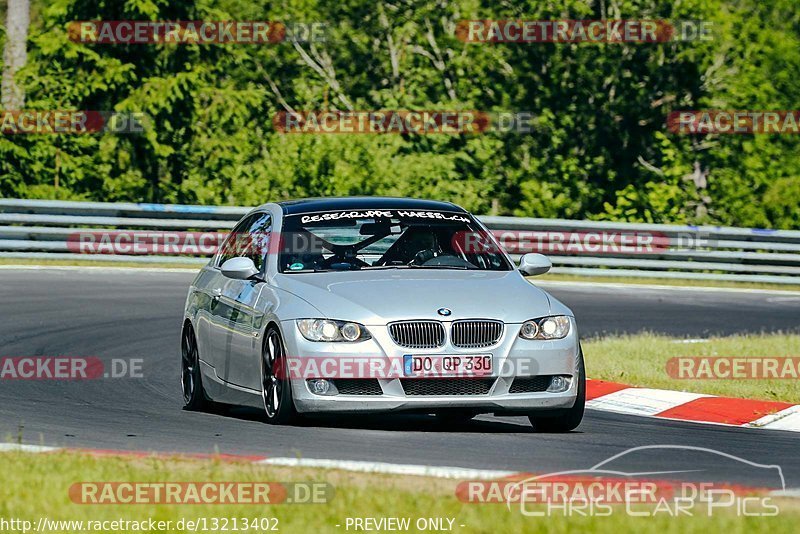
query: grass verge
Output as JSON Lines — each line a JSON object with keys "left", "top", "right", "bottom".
{"left": 0, "top": 450, "right": 797, "bottom": 534}
{"left": 584, "top": 333, "right": 800, "bottom": 403}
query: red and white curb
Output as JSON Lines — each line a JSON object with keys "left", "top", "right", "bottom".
{"left": 586, "top": 379, "right": 800, "bottom": 431}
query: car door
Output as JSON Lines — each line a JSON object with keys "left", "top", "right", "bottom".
{"left": 197, "top": 214, "right": 256, "bottom": 377}
{"left": 220, "top": 212, "right": 273, "bottom": 389}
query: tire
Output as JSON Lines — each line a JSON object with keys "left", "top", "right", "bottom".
{"left": 181, "top": 323, "right": 210, "bottom": 411}
{"left": 261, "top": 326, "right": 297, "bottom": 425}
{"left": 528, "top": 346, "right": 586, "bottom": 433}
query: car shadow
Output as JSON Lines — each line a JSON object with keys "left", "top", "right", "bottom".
{"left": 215, "top": 405, "right": 538, "bottom": 433}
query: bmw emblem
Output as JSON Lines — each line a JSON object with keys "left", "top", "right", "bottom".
{"left": 437, "top": 308, "right": 452, "bottom": 317}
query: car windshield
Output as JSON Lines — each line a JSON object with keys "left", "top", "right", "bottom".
{"left": 278, "top": 209, "right": 512, "bottom": 273}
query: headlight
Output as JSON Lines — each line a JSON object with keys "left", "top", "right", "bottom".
{"left": 296, "top": 319, "right": 371, "bottom": 342}
{"left": 519, "top": 316, "right": 571, "bottom": 340}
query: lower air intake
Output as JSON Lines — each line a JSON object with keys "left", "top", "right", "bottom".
{"left": 400, "top": 378, "right": 495, "bottom": 396}
{"left": 333, "top": 379, "right": 383, "bottom": 395}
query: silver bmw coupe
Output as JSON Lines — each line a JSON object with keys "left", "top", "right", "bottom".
{"left": 181, "top": 197, "right": 585, "bottom": 431}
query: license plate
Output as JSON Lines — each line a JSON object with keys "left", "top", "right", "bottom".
{"left": 403, "top": 354, "right": 493, "bottom": 377}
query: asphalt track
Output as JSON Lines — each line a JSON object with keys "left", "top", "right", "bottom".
{"left": 1, "top": 268, "right": 799, "bottom": 488}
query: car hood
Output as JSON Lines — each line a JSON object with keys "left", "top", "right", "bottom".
{"left": 272, "top": 269, "right": 554, "bottom": 324}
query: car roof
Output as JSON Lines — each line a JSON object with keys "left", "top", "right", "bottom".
{"left": 275, "top": 197, "right": 467, "bottom": 215}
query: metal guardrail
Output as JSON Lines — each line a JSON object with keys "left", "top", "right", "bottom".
{"left": 1, "top": 198, "right": 799, "bottom": 284}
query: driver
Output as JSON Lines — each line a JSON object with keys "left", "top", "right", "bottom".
{"left": 379, "top": 227, "right": 442, "bottom": 265}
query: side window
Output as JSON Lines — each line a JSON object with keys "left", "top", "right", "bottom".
{"left": 244, "top": 213, "right": 272, "bottom": 272}
{"left": 216, "top": 215, "right": 255, "bottom": 267}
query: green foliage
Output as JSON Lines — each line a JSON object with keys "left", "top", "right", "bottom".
{"left": 0, "top": 0, "right": 798, "bottom": 228}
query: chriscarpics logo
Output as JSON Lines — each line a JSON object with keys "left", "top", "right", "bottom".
{"left": 458, "top": 445, "right": 786, "bottom": 518}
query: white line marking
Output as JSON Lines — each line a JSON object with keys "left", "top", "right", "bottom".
{"left": 747, "top": 406, "right": 800, "bottom": 432}
{"left": 770, "top": 489, "right": 800, "bottom": 498}
{"left": 259, "top": 457, "right": 516, "bottom": 479}
{"left": 587, "top": 388, "right": 710, "bottom": 416}
{"left": 0, "top": 443, "right": 60, "bottom": 453}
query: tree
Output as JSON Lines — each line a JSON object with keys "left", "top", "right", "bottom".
{"left": 0, "top": 0, "right": 798, "bottom": 229}
{"left": 1, "top": 0, "right": 30, "bottom": 109}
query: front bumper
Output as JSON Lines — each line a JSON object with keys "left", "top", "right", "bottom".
{"left": 280, "top": 318, "right": 581, "bottom": 414}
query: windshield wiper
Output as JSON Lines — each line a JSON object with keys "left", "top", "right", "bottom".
{"left": 407, "top": 264, "right": 472, "bottom": 270}
{"left": 359, "top": 265, "right": 412, "bottom": 270}
{"left": 285, "top": 264, "right": 472, "bottom": 273}
{"left": 285, "top": 265, "right": 400, "bottom": 273}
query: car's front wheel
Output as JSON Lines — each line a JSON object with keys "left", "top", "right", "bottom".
{"left": 261, "top": 326, "right": 297, "bottom": 425}
{"left": 181, "top": 323, "right": 209, "bottom": 410}
{"left": 528, "top": 347, "right": 586, "bottom": 432}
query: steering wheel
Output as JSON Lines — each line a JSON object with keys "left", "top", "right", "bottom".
{"left": 319, "top": 247, "right": 369, "bottom": 269}
{"left": 413, "top": 253, "right": 475, "bottom": 268}
{"left": 410, "top": 249, "right": 437, "bottom": 266}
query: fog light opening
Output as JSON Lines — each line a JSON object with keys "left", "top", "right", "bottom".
{"left": 547, "top": 375, "right": 572, "bottom": 393}
{"left": 308, "top": 379, "right": 336, "bottom": 396}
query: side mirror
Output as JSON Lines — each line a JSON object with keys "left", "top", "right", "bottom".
{"left": 519, "top": 253, "right": 552, "bottom": 276}
{"left": 221, "top": 257, "right": 259, "bottom": 280}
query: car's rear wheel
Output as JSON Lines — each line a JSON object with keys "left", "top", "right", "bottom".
{"left": 261, "top": 326, "right": 297, "bottom": 425}
{"left": 528, "top": 347, "right": 586, "bottom": 433}
{"left": 181, "top": 323, "right": 209, "bottom": 410}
